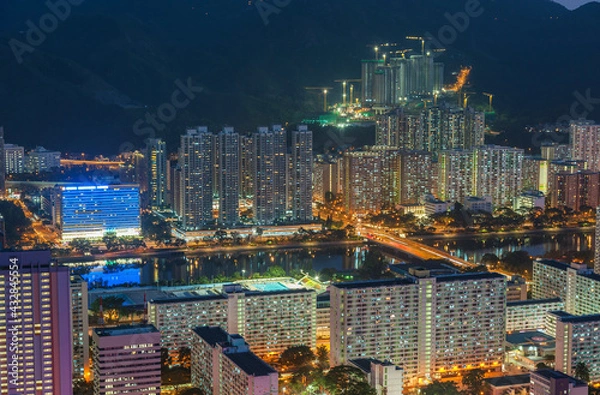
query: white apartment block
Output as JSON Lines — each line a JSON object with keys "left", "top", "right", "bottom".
{"left": 148, "top": 294, "right": 229, "bottom": 353}
{"left": 330, "top": 272, "right": 506, "bottom": 386}
{"left": 191, "top": 326, "right": 278, "bottom": 395}
{"left": 148, "top": 282, "right": 317, "bottom": 358}
{"left": 532, "top": 259, "right": 600, "bottom": 316}
{"left": 226, "top": 285, "right": 317, "bottom": 357}
{"left": 505, "top": 298, "right": 564, "bottom": 333}
{"left": 555, "top": 313, "right": 600, "bottom": 383}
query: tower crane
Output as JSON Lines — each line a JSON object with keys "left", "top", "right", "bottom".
{"left": 305, "top": 87, "right": 334, "bottom": 112}
{"left": 483, "top": 92, "right": 494, "bottom": 112}
{"left": 334, "top": 79, "right": 361, "bottom": 106}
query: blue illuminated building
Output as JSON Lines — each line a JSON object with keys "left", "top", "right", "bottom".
{"left": 57, "top": 184, "right": 141, "bottom": 241}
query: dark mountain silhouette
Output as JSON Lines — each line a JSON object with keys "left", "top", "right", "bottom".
{"left": 1, "top": 0, "right": 600, "bottom": 154}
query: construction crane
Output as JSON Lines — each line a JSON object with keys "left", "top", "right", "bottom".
{"left": 305, "top": 87, "right": 333, "bottom": 112}
{"left": 483, "top": 92, "right": 494, "bottom": 112}
{"left": 334, "top": 79, "right": 361, "bottom": 106}
{"left": 366, "top": 43, "right": 398, "bottom": 60}
{"left": 462, "top": 91, "right": 476, "bottom": 108}
{"left": 406, "top": 36, "right": 431, "bottom": 56}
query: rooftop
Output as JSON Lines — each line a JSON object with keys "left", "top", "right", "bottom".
{"left": 350, "top": 358, "right": 399, "bottom": 374}
{"left": 532, "top": 369, "right": 588, "bottom": 387}
{"left": 558, "top": 313, "right": 600, "bottom": 324}
{"left": 534, "top": 259, "right": 569, "bottom": 271}
{"left": 436, "top": 272, "right": 505, "bottom": 283}
{"left": 226, "top": 352, "right": 277, "bottom": 377}
{"left": 507, "top": 298, "right": 562, "bottom": 307}
{"left": 506, "top": 331, "right": 555, "bottom": 345}
{"left": 193, "top": 326, "right": 229, "bottom": 347}
{"left": 94, "top": 324, "right": 158, "bottom": 337}
{"left": 332, "top": 278, "right": 415, "bottom": 290}
{"left": 484, "top": 374, "right": 530, "bottom": 387}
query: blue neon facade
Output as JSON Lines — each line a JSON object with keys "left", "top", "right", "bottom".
{"left": 60, "top": 185, "right": 141, "bottom": 240}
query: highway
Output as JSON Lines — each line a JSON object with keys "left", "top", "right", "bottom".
{"left": 358, "top": 224, "right": 479, "bottom": 269}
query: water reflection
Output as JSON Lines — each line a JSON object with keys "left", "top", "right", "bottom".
{"left": 421, "top": 231, "right": 594, "bottom": 263}
{"left": 69, "top": 246, "right": 368, "bottom": 289}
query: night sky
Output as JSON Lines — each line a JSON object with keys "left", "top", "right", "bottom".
{"left": 555, "top": 0, "right": 599, "bottom": 9}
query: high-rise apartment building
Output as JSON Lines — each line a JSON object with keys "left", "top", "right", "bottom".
{"left": 330, "top": 272, "right": 506, "bottom": 386}
{"left": 532, "top": 259, "right": 600, "bottom": 316}
{"left": 179, "top": 127, "right": 214, "bottom": 229}
{"left": 522, "top": 156, "right": 549, "bottom": 194}
{"left": 474, "top": 145, "right": 524, "bottom": 207}
{"left": 375, "top": 106, "right": 484, "bottom": 152}
{"left": 313, "top": 157, "right": 343, "bottom": 204}
{"left": 596, "top": 207, "right": 600, "bottom": 275}
{"left": 148, "top": 294, "right": 229, "bottom": 353}
{"left": 505, "top": 298, "right": 565, "bottom": 333}
{"left": 226, "top": 284, "right": 317, "bottom": 357}
{"left": 217, "top": 127, "right": 240, "bottom": 227}
{"left": 570, "top": 119, "right": 600, "bottom": 172}
{"left": 148, "top": 281, "right": 317, "bottom": 358}
{"left": 92, "top": 324, "right": 161, "bottom": 395}
{"left": 552, "top": 171, "right": 600, "bottom": 211}
{"left": 119, "top": 150, "right": 148, "bottom": 194}
{"left": 397, "top": 150, "right": 433, "bottom": 204}
{"left": 4, "top": 143, "right": 25, "bottom": 174}
{"left": 290, "top": 126, "right": 313, "bottom": 222}
{"left": 71, "top": 275, "right": 89, "bottom": 381}
{"left": 191, "top": 327, "right": 278, "bottom": 395}
{"left": 437, "top": 149, "right": 476, "bottom": 203}
{"left": 240, "top": 135, "right": 254, "bottom": 199}
{"left": 0, "top": 127, "right": 6, "bottom": 194}
{"left": 342, "top": 148, "right": 397, "bottom": 214}
{"left": 252, "top": 126, "right": 287, "bottom": 224}
{"left": 554, "top": 313, "right": 600, "bottom": 383}
{"left": 146, "top": 138, "right": 168, "bottom": 209}
{"left": 0, "top": 251, "right": 73, "bottom": 395}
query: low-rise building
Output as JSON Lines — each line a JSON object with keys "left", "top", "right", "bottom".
{"left": 484, "top": 374, "right": 530, "bottom": 395}
{"left": 463, "top": 196, "right": 493, "bottom": 213}
{"left": 350, "top": 358, "right": 403, "bottom": 395}
{"left": 530, "top": 369, "right": 588, "bottom": 395}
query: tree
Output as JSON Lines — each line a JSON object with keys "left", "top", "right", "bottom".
{"left": 0, "top": 200, "right": 32, "bottom": 245}
{"left": 70, "top": 238, "right": 92, "bottom": 253}
{"left": 161, "top": 347, "right": 172, "bottom": 370}
{"left": 279, "top": 345, "right": 315, "bottom": 371}
{"left": 316, "top": 345, "right": 329, "bottom": 370}
{"left": 73, "top": 380, "right": 94, "bottom": 395}
{"left": 89, "top": 296, "right": 126, "bottom": 323}
{"left": 178, "top": 346, "right": 191, "bottom": 369}
{"left": 462, "top": 368, "right": 485, "bottom": 395}
{"left": 480, "top": 253, "right": 500, "bottom": 267}
{"left": 265, "top": 265, "right": 286, "bottom": 278}
{"left": 324, "top": 365, "right": 375, "bottom": 395}
{"left": 358, "top": 250, "right": 391, "bottom": 280}
{"left": 575, "top": 361, "right": 590, "bottom": 382}
{"left": 421, "top": 381, "right": 461, "bottom": 395}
